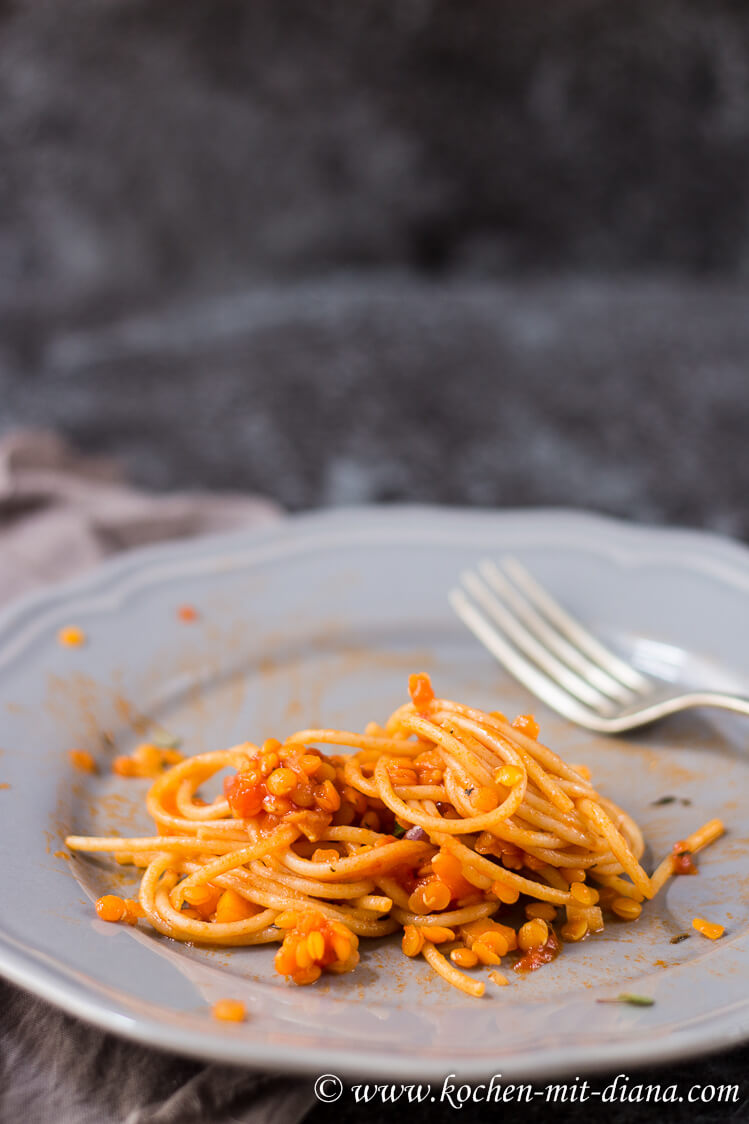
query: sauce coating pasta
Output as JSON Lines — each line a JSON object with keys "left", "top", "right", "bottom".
{"left": 66, "top": 674, "right": 723, "bottom": 996}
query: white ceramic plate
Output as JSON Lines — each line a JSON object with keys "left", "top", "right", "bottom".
{"left": 1, "top": 507, "right": 749, "bottom": 1080}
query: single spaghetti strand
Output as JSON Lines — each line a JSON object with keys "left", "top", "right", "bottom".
{"left": 649, "top": 818, "right": 725, "bottom": 896}
{"left": 422, "top": 940, "right": 485, "bottom": 998}
{"left": 66, "top": 834, "right": 242, "bottom": 854}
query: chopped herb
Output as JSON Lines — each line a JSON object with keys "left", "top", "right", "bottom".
{"left": 681, "top": 798, "right": 692, "bottom": 806}
{"left": 670, "top": 933, "right": 691, "bottom": 944}
{"left": 651, "top": 795, "right": 676, "bottom": 806}
{"left": 596, "top": 993, "right": 655, "bottom": 1007}
{"left": 464, "top": 786, "right": 475, "bottom": 797}
{"left": 329, "top": 866, "right": 337, "bottom": 873}
{"left": 392, "top": 824, "right": 406, "bottom": 838}
{"left": 150, "top": 726, "right": 182, "bottom": 750}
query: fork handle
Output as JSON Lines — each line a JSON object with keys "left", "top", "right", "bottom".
{"left": 678, "top": 692, "right": 749, "bottom": 719}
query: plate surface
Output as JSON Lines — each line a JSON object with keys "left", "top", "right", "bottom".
{"left": 1, "top": 506, "right": 749, "bottom": 1080}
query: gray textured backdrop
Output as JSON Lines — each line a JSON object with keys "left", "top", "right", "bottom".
{"left": 1, "top": 0, "right": 748, "bottom": 545}
{"left": 4, "top": 0, "right": 749, "bottom": 292}
{"left": 3, "top": 276, "right": 749, "bottom": 537}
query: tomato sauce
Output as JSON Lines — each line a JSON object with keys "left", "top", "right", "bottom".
{"left": 513, "top": 928, "right": 561, "bottom": 974}
{"left": 671, "top": 841, "right": 697, "bottom": 875}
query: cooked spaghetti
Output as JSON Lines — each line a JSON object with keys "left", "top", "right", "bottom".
{"left": 66, "top": 674, "right": 723, "bottom": 998}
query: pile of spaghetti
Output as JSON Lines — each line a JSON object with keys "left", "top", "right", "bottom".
{"left": 66, "top": 674, "right": 723, "bottom": 998}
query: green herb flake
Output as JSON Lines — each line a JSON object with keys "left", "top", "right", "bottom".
{"left": 651, "top": 795, "right": 676, "bottom": 806}
{"left": 596, "top": 993, "right": 655, "bottom": 1007}
{"left": 670, "top": 933, "right": 691, "bottom": 944}
{"left": 392, "top": 824, "right": 406, "bottom": 838}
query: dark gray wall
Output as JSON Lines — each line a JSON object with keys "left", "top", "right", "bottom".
{"left": 2, "top": 1, "right": 748, "bottom": 535}
{"left": 4, "top": 0, "right": 749, "bottom": 310}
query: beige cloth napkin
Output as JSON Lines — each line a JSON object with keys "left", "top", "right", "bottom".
{"left": 0, "top": 430, "right": 281, "bottom": 604}
{"left": 0, "top": 430, "right": 315, "bottom": 1124}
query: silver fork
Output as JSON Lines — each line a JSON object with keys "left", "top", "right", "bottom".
{"left": 450, "top": 557, "right": 749, "bottom": 734}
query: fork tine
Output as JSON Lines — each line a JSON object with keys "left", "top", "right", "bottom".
{"left": 460, "top": 570, "right": 616, "bottom": 714}
{"left": 449, "top": 589, "right": 610, "bottom": 731}
{"left": 501, "top": 557, "right": 651, "bottom": 693}
{"left": 479, "top": 560, "right": 640, "bottom": 703}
